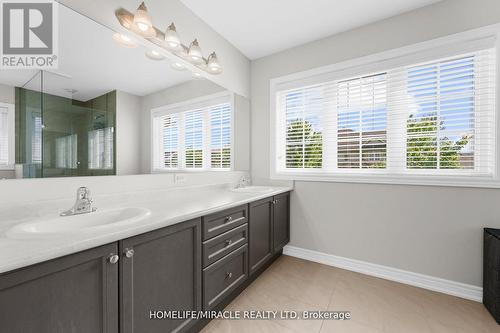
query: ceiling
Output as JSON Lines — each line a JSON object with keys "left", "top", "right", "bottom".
{"left": 0, "top": 3, "right": 197, "bottom": 101}
{"left": 179, "top": 0, "right": 442, "bottom": 60}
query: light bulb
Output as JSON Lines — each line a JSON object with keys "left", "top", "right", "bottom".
{"left": 112, "top": 33, "right": 137, "bottom": 48}
{"left": 164, "top": 23, "right": 180, "bottom": 50}
{"left": 145, "top": 49, "right": 165, "bottom": 60}
{"left": 133, "top": 2, "right": 155, "bottom": 37}
{"left": 192, "top": 72, "right": 202, "bottom": 79}
{"left": 207, "top": 52, "right": 222, "bottom": 74}
{"left": 188, "top": 39, "right": 203, "bottom": 64}
{"left": 171, "top": 62, "right": 186, "bottom": 71}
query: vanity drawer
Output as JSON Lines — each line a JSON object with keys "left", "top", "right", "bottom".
{"left": 203, "top": 244, "right": 248, "bottom": 310}
{"left": 202, "top": 204, "right": 248, "bottom": 240}
{"left": 203, "top": 224, "right": 248, "bottom": 267}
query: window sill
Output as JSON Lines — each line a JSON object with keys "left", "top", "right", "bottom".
{"left": 271, "top": 172, "right": 500, "bottom": 189}
{"left": 152, "top": 168, "right": 233, "bottom": 173}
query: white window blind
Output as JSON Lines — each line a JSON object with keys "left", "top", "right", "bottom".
{"left": 161, "top": 114, "right": 179, "bottom": 168}
{"left": 337, "top": 74, "right": 387, "bottom": 169}
{"left": 210, "top": 103, "right": 231, "bottom": 169}
{"left": 184, "top": 109, "right": 204, "bottom": 169}
{"left": 88, "top": 127, "right": 114, "bottom": 169}
{"left": 152, "top": 96, "right": 232, "bottom": 171}
{"left": 0, "top": 106, "right": 9, "bottom": 165}
{"left": 31, "top": 115, "right": 42, "bottom": 164}
{"left": 274, "top": 48, "right": 496, "bottom": 181}
{"left": 56, "top": 134, "right": 78, "bottom": 169}
{"left": 0, "top": 103, "right": 16, "bottom": 168}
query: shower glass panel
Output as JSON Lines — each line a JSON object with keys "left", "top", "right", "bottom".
{"left": 15, "top": 72, "right": 43, "bottom": 178}
{"left": 15, "top": 71, "right": 116, "bottom": 178}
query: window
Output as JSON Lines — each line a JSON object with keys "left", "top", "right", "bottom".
{"left": 337, "top": 74, "right": 387, "bottom": 169}
{"left": 272, "top": 44, "right": 496, "bottom": 186}
{"left": 152, "top": 93, "right": 233, "bottom": 171}
{"left": 0, "top": 103, "right": 14, "bottom": 168}
{"left": 88, "top": 127, "right": 114, "bottom": 169}
{"left": 161, "top": 114, "right": 179, "bottom": 168}
{"left": 210, "top": 103, "right": 231, "bottom": 169}
{"left": 184, "top": 110, "right": 204, "bottom": 168}
{"left": 31, "top": 115, "right": 42, "bottom": 164}
{"left": 56, "top": 134, "right": 78, "bottom": 169}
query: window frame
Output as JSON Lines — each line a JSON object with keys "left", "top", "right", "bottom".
{"left": 150, "top": 91, "right": 235, "bottom": 173}
{"left": 270, "top": 27, "right": 500, "bottom": 188}
{"left": 0, "top": 102, "right": 15, "bottom": 170}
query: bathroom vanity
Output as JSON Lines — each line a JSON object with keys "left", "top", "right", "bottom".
{"left": 0, "top": 187, "right": 290, "bottom": 333}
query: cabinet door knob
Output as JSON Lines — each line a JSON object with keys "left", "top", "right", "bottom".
{"left": 225, "top": 239, "right": 233, "bottom": 247}
{"left": 108, "top": 254, "right": 119, "bottom": 264}
{"left": 125, "top": 248, "right": 135, "bottom": 258}
{"left": 225, "top": 272, "right": 233, "bottom": 279}
{"left": 224, "top": 216, "right": 233, "bottom": 223}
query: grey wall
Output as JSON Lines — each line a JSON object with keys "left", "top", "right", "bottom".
{"left": 233, "top": 94, "right": 250, "bottom": 171}
{"left": 0, "top": 84, "right": 14, "bottom": 104}
{"left": 116, "top": 91, "right": 142, "bottom": 175}
{"left": 251, "top": 0, "right": 500, "bottom": 286}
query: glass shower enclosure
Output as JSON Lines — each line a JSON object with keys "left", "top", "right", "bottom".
{"left": 15, "top": 71, "right": 116, "bottom": 178}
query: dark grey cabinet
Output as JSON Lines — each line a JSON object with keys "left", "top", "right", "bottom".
{"left": 0, "top": 243, "right": 119, "bottom": 333}
{"left": 249, "top": 197, "right": 274, "bottom": 275}
{"left": 484, "top": 228, "right": 500, "bottom": 324}
{"left": 202, "top": 204, "right": 248, "bottom": 240}
{"left": 120, "top": 218, "right": 202, "bottom": 333}
{"left": 273, "top": 192, "right": 290, "bottom": 252}
{"left": 0, "top": 192, "right": 290, "bottom": 333}
{"left": 203, "top": 244, "right": 248, "bottom": 310}
{"left": 249, "top": 193, "right": 291, "bottom": 276}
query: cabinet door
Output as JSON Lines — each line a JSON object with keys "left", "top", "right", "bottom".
{"left": 273, "top": 192, "right": 290, "bottom": 252}
{"left": 0, "top": 243, "right": 119, "bottom": 333}
{"left": 249, "top": 197, "right": 274, "bottom": 275}
{"left": 120, "top": 218, "right": 202, "bottom": 333}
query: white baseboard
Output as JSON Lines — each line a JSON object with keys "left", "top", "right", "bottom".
{"left": 283, "top": 245, "right": 482, "bottom": 302}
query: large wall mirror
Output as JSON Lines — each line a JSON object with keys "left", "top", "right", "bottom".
{"left": 0, "top": 2, "right": 249, "bottom": 179}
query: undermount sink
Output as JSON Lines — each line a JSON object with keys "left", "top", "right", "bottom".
{"left": 6, "top": 207, "right": 151, "bottom": 239}
{"left": 231, "top": 186, "right": 274, "bottom": 193}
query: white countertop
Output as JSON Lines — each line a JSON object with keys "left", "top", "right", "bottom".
{"left": 0, "top": 184, "right": 292, "bottom": 274}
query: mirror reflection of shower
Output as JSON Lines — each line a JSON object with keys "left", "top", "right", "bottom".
{"left": 16, "top": 71, "right": 116, "bottom": 178}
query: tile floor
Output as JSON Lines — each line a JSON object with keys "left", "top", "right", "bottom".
{"left": 202, "top": 255, "right": 499, "bottom": 333}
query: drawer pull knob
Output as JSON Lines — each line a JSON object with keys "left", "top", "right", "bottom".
{"left": 225, "top": 239, "right": 233, "bottom": 247}
{"left": 108, "top": 254, "right": 119, "bottom": 264}
{"left": 225, "top": 272, "right": 233, "bottom": 279}
{"left": 224, "top": 216, "right": 233, "bottom": 223}
{"left": 125, "top": 248, "right": 135, "bottom": 258}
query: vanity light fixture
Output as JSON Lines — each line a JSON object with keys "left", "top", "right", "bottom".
{"left": 145, "top": 49, "right": 165, "bottom": 60}
{"left": 115, "top": 3, "right": 222, "bottom": 74}
{"left": 188, "top": 39, "right": 203, "bottom": 64}
{"left": 164, "top": 23, "right": 180, "bottom": 50}
{"left": 132, "top": 2, "right": 155, "bottom": 38}
{"left": 207, "top": 52, "right": 222, "bottom": 74}
{"left": 112, "top": 33, "right": 137, "bottom": 48}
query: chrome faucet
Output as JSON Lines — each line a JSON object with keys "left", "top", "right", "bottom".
{"left": 235, "top": 175, "right": 250, "bottom": 189}
{"left": 60, "top": 187, "right": 97, "bottom": 216}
